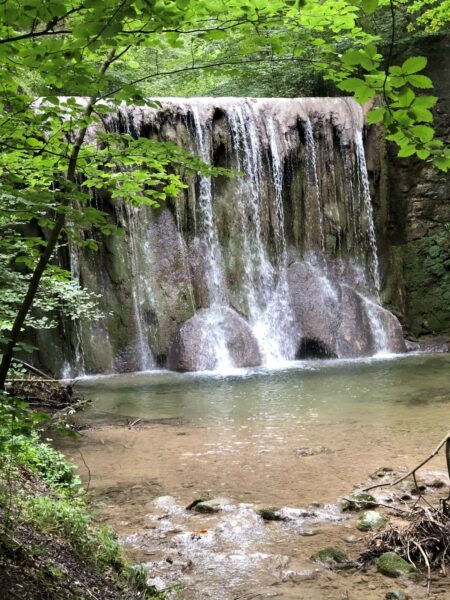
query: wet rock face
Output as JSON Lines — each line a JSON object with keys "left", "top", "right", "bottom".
{"left": 287, "top": 260, "right": 341, "bottom": 356}
{"left": 288, "top": 259, "right": 406, "bottom": 359}
{"left": 167, "top": 307, "right": 262, "bottom": 371}
{"left": 35, "top": 97, "right": 409, "bottom": 376}
{"left": 337, "top": 286, "right": 374, "bottom": 358}
{"left": 374, "top": 34, "right": 450, "bottom": 340}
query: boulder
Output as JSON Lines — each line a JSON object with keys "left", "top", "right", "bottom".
{"left": 356, "top": 510, "right": 388, "bottom": 531}
{"left": 287, "top": 260, "right": 341, "bottom": 357}
{"left": 377, "top": 552, "right": 417, "bottom": 579}
{"left": 167, "top": 307, "right": 261, "bottom": 371}
{"left": 256, "top": 506, "right": 286, "bottom": 521}
{"left": 310, "top": 546, "right": 348, "bottom": 567}
{"left": 376, "top": 307, "right": 407, "bottom": 353}
{"left": 336, "top": 286, "right": 375, "bottom": 357}
{"left": 385, "top": 591, "right": 410, "bottom": 600}
{"left": 341, "top": 492, "right": 378, "bottom": 511}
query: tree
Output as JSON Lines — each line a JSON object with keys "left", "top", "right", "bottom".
{"left": 0, "top": 0, "right": 448, "bottom": 388}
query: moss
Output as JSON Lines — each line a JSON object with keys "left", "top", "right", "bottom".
{"left": 341, "top": 492, "right": 378, "bottom": 511}
{"left": 356, "top": 510, "right": 388, "bottom": 531}
{"left": 377, "top": 552, "right": 417, "bottom": 579}
{"left": 401, "top": 224, "right": 450, "bottom": 337}
{"left": 310, "top": 546, "right": 348, "bottom": 566}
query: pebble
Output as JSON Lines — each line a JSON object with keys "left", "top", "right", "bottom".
{"left": 299, "top": 529, "right": 319, "bottom": 536}
{"left": 343, "top": 535, "right": 360, "bottom": 543}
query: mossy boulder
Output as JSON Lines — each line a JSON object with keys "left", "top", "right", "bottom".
{"left": 341, "top": 492, "right": 378, "bottom": 511}
{"left": 356, "top": 510, "right": 388, "bottom": 531}
{"left": 377, "top": 552, "right": 417, "bottom": 579}
{"left": 310, "top": 546, "right": 348, "bottom": 566}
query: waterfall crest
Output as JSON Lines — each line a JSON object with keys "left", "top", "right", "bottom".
{"left": 54, "top": 97, "right": 406, "bottom": 376}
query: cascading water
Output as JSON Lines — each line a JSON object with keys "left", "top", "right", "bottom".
{"left": 42, "top": 98, "right": 405, "bottom": 376}
{"left": 304, "top": 118, "right": 325, "bottom": 253}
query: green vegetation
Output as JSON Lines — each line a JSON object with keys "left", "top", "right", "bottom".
{"left": 402, "top": 225, "right": 450, "bottom": 337}
{"left": 0, "top": 394, "right": 161, "bottom": 598}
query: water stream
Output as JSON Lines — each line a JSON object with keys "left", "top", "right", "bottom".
{"left": 62, "top": 353, "right": 450, "bottom": 600}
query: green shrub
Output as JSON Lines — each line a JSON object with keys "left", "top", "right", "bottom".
{"left": 24, "top": 495, "right": 122, "bottom": 569}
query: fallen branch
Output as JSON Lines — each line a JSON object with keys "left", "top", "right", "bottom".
{"left": 10, "top": 358, "right": 55, "bottom": 380}
{"left": 363, "top": 433, "right": 450, "bottom": 493}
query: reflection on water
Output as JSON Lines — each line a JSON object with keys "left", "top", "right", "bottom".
{"left": 75, "top": 354, "right": 450, "bottom": 427}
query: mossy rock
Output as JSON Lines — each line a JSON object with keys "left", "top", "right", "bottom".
{"left": 385, "top": 591, "right": 409, "bottom": 600}
{"left": 310, "top": 546, "right": 348, "bottom": 566}
{"left": 377, "top": 552, "right": 417, "bottom": 579}
{"left": 256, "top": 506, "right": 286, "bottom": 521}
{"left": 356, "top": 510, "right": 388, "bottom": 531}
{"left": 341, "top": 492, "right": 378, "bottom": 511}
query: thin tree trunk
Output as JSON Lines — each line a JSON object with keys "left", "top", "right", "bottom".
{"left": 0, "top": 50, "right": 116, "bottom": 390}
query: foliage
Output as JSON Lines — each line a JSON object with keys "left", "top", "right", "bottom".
{"left": 0, "top": 394, "right": 159, "bottom": 596}
{"left": 24, "top": 496, "right": 122, "bottom": 569}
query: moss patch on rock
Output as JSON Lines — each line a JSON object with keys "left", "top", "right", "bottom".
{"left": 401, "top": 225, "right": 450, "bottom": 337}
{"left": 356, "top": 510, "right": 389, "bottom": 531}
{"left": 310, "top": 546, "right": 348, "bottom": 566}
{"left": 377, "top": 552, "right": 417, "bottom": 579}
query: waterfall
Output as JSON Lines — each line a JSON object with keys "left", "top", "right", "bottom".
{"left": 354, "top": 130, "right": 381, "bottom": 296}
{"left": 190, "top": 106, "right": 228, "bottom": 306}
{"left": 123, "top": 203, "right": 155, "bottom": 371}
{"left": 48, "top": 98, "right": 405, "bottom": 376}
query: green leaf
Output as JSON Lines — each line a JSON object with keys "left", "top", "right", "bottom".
{"left": 397, "top": 145, "right": 416, "bottom": 158}
{"left": 361, "top": 0, "right": 378, "bottom": 15}
{"left": 416, "top": 149, "right": 430, "bottom": 160}
{"left": 433, "top": 156, "right": 450, "bottom": 172}
{"left": 26, "top": 138, "right": 41, "bottom": 147}
{"left": 411, "top": 125, "right": 434, "bottom": 143}
{"left": 406, "top": 74, "right": 433, "bottom": 89}
{"left": 367, "top": 107, "right": 385, "bottom": 124}
{"left": 401, "top": 56, "right": 427, "bottom": 74}
{"left": 411, "top": 108, "right": 433, "bottom": 122}
{"left": 413, "top": 96, "right": 438, "bottom": 109}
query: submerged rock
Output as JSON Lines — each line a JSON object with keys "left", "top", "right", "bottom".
{"left": 356, "top": 510, "right": 388, "bottom": 531}
{"left": 294, "top": 446, "right": 333, "bottom": 457}
{"left": 310, "top": 546, "right": 348, "bottom": 566}
{"left": 256, "top": 506, "right": 286, "bottom": 521}
{"left": 341, "top": 492, "right": 378, "bottom": 511}
{"left": 167, "top": 307, "right": 261, "bottom": 371}
{"left": 377, "top": 552, "right": 417, "bottom": 579}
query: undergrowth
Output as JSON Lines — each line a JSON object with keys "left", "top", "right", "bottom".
{"left": 0, "top": 393, "right": 163, "bottom": 599}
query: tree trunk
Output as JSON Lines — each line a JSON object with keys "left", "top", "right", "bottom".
{"left": 0, "top": 50, "right": 116, "bottom": 390}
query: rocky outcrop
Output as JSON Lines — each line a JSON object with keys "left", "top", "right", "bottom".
{"left": 370, "top": 33, "right": 450, "bottom": 342}
{"left": 167, "top": 307, "right": 261, "bottom": 371}
{"left": 34, "top": 96, "right": 412, "bottom": 376}
{"left": 287, "top": 260, "right": 341, "bottom": 357}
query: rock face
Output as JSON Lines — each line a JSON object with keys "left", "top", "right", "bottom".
{"left": 287, "top": 260, "right": 340, "bottom": 357}
{"left": 167, "top": 307, "right": 261, "bottom": 371}
{"left": 34, "top": 97, "right": 410, "bottom": 376}
{"left": 369, "top": 33, "right": 450, "bottom": 342}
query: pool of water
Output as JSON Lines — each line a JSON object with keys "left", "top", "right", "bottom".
{"left": 75, "top": 353, "right": 450, "bottom": 427}
{"left": 65, "top": 353, "right": 450, "bottom": 600}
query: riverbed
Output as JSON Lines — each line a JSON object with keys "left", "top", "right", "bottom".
{"left": 60, "top": 354, "right": 450, "bottom": 599}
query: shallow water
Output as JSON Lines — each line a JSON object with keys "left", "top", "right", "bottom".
{"left": 63, "top": 354, "right": 450, "bottom": 599}
{"left": 76, "top": 354, "right": 450, "bottom": 427}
